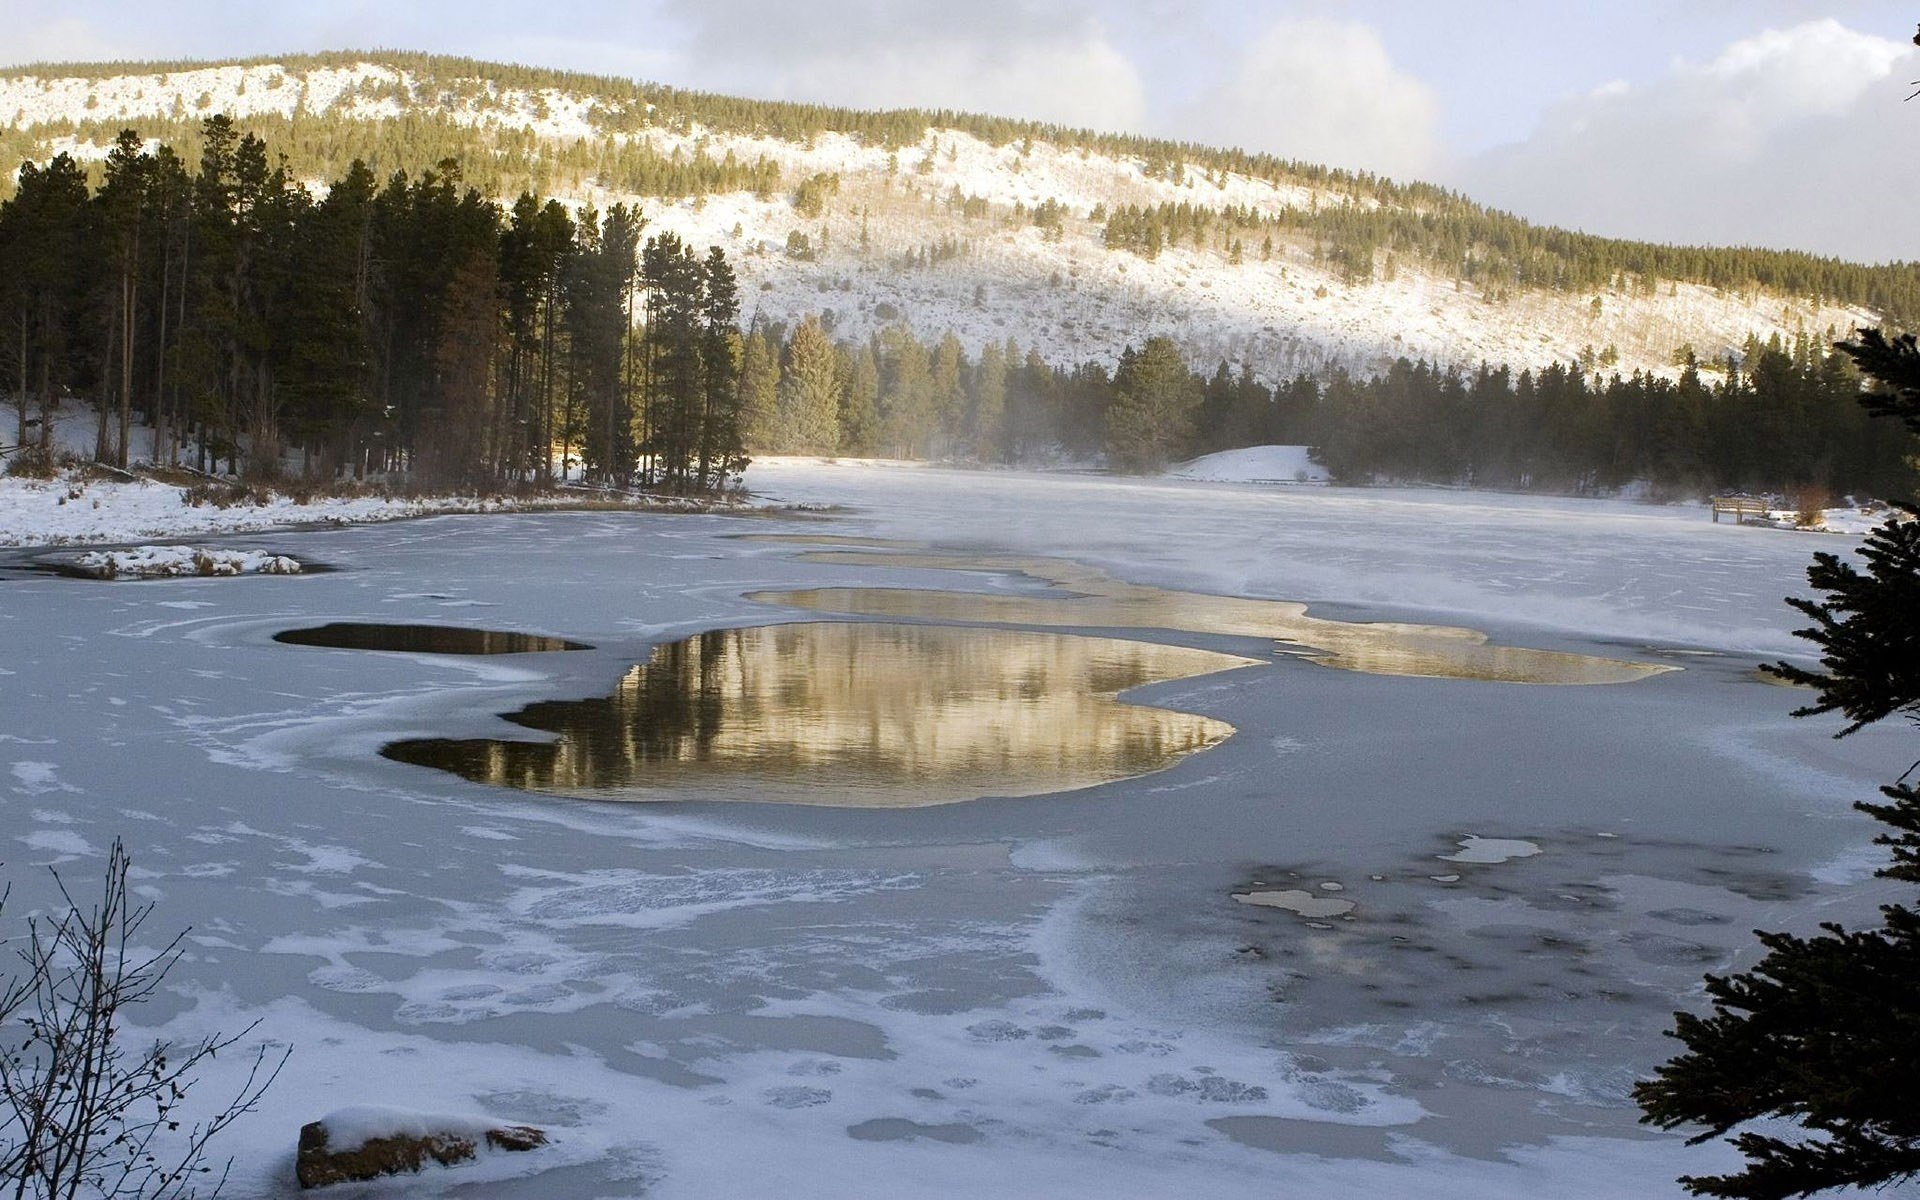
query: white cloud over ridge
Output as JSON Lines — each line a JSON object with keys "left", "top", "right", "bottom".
{"left": 656, "top": 0, "right": 1147, "bottom": 131}
{"left": 1176, "top": 20, "right": 1440, "bottom": 179}
{"left": 1457, "top": 19, "right": 1920, "bottom": 262}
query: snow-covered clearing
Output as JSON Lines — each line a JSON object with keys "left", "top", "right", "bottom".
{"left": 1, "top": 461, "right": 1913, "bottom": 1198}
{"left": 1169, "top": 445, "right": 1329, "bottom": 484}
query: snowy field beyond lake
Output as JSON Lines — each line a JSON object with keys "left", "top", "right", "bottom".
{"left": 1, "top": 461, "right": 1913, "bottom": 1198}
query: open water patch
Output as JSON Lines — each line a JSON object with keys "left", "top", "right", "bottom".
{"left": 748, "top": 549, "right": 1672, "bottom": 686}
{"left": 275, "top": 623, "right": 591, "bottom": 655}
{"left": 380, "top": 621, "right": 1257, "bottom": 807}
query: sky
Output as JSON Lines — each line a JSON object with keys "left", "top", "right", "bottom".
{"left": 7, "top": 0, "right": 1920, "bottom": 261}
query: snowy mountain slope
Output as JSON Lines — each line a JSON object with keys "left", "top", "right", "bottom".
{"left": 0, "top": 55, "right": 1882, "bottom": 382}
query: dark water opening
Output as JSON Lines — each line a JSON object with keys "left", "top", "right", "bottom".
{"left": 381, "top": 621, "right": 1256, "bottom": 807}
{"left": 275, "top": 623, "right": 591, "bottom": 655}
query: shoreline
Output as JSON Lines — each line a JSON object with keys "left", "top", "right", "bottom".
{"left": 0, "top": 466, "right": 838, "bottom": 552}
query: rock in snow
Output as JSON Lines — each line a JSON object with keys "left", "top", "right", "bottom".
{"left": 295, "top": 1106, "right": 547, "bottom": 1188}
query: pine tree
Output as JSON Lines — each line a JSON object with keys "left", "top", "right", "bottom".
{"left": 697, "top": 245, "right": 744, "bottom": 488}
{"left": 1104, "top": 336, "right": 1198, "bottom": 471}
{"left": 1635, "top": 329, "right": 1920, "bottom": 1199}
{"left": 971, "top": 339, "right": 1007, "bottom": 462}
{"left": 931, "top": 331, "right": 965, "bottom": 453}
{"left": 737, "top": 322, "right": 781, "bottom": 453}
{"left": 777, "top": 315, "right": 840, "bottom": 453}
{"left": 0, "top": 154, "right": 89, "bottom": 468}
{"left": 839, "top": 342, "right": 880, "bottom": 455}
{"left": 280, "top": 158, "right": 375, "bottom": 476}
{"left": 878, "top": 325, "right": 933, "bottom": 457}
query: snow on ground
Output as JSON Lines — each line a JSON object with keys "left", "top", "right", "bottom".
{"left": 1754, "top": 503, "right": 1899, "bottom": 535}
{"left": 2, "top": 463, "right": 1914, "bottom": 1198}
{"left": 72, "top": 545, "right": 302, "bottom": 577}
{"left": 0, "top": 466, "right": 752, "bottom": 548}
{"left": 0, "top": 472, "right": 568, "bottom": 547}
{"left": 1169, "top": 445, "right": 1329, "bottom": 484}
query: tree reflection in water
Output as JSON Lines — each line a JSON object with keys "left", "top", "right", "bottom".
{"left": 382, "top": 622, "right": 1256, "bottom": 807}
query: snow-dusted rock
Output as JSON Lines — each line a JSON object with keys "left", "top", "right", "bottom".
{"left": 295, "top": 1106, "right": 546, "bottom": 1188}
{"left": 74, "top": 546, "right": 303, "bottom": 578}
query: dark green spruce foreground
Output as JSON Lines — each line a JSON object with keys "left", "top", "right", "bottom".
{"left": 1635, "top": 328, "right": 1920, "bottom": 1198}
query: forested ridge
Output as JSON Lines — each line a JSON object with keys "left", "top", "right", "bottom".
{"left": 5, "top": 50, "right": 1920, "bottom": 324}
{"left": 3, "top": 104, "right": 1912, "bottom": 501}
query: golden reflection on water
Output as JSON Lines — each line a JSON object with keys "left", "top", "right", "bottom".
{"left": 748, "top": 550, "right": 1672, "bottom": 686}
{"left": 381, "top": 622, "right": 1257, "bottom": 807}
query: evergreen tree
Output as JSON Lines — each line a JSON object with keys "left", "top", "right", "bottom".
{"left": 1635, "top": 328, "right": 1920, "bottom": 1199}
{"left": 838, "top": 342, "right": 880, "bottom": 456}
{"left": 777, "top": 315, "right": 840, "bottom": 452}
{"left": 878, "top": 325, "right": 933, "bottom": 457}
{"left": 931, "top": 331, "right": 965, "bottom": 453}
{"left": 0, "top": 154, "right": 89, "bottom": 467}
{"left": 697, "top": 245, "right": 744, "bottom": 489}
{"left": 970, "top": 339, "right": 1007, "bottom": 462}
{"left": 1104, "top": 336, "right": 1198, "bottom": 470}
{"left": 737, "top": 321, "right": 781, "bottom": 453}
{"left": 280, "top": 158, "right": 375, "bottom": 477}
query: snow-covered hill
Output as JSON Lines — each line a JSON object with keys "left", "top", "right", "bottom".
{"left": 0, "top": 56, "right": 1881, "bottom": 382}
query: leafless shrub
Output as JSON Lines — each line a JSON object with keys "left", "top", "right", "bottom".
{"left": 1788, "top": 483, "right": 1832, "bottom": 528}
{"left": 0, "top": 841, "right": 288, "bottom": 1199}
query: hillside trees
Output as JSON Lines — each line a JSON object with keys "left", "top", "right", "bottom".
{"left": 11, "top": 54, "right": 1920, "bottom": 323}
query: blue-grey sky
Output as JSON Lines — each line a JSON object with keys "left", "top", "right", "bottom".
{"left": 9, "top": 1, "right": 1920, "bottom": 259}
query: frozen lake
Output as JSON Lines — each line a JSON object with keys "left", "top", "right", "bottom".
{"left": 0, "top": 462, "right": 1911, "bottom": 1198}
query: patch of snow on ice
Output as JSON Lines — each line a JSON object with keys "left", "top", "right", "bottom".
{"left": 18, "top": 829, "right": 97, "bottom": 857}
{"left": 1439, "top": 836, "right": 1542, "bottom": 865}
{"left": 10, "top": 761, "right": 76, "bottom": 794}
{"left": 1232, "top": 889, "right": 1357, "bottom": 917}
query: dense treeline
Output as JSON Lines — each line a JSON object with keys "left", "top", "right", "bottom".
{"left": 8, "top": 51, "right": 1919, "bottom": 322}
{"left": 0, "top": 117, "right": 746, "bottom": 489}
{"left": 741, "top": 321, "right": 1915, "bottom": 498}
{"left": 1305, "top": 337, "right": 1916, "bottom": 497}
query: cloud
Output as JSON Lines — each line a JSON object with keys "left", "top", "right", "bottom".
{"left": 1176, "top": 20, "right": 1441, "bottom": 179}
{"left": 654, "top": 0, "right": 1147, "bottom": 131}
{"left": 1457, "top": 19, "right": 1920, "bottom": 261}
{"left": 4, "top": 14, "right": 133, "bottom": 65}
